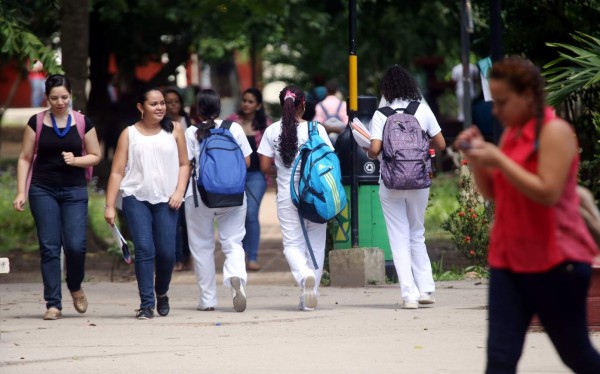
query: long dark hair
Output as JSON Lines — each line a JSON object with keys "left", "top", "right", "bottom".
{"left": 237, "top": 87, "right": 268, "bottom": 132}
{"left": 489, "top": 56, "right": 546, "bottom": 145}
{"left": 277, "top": 85, "right": 304, "bottom": 168}
{"left": 45, "top": 74, "right": 71, "bottom": 95}
{"left": 380, "top": 65, "right": 422, "bottom": 103}
{"left": 195, "top": 89, "right": 221, "bottom": 142}
{"left": 137, "top": 86, "right": 174, "bottom": 133}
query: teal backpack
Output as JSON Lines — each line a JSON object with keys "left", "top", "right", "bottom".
{"left": 290, "top": 121, "right": 347, "bottom": 268}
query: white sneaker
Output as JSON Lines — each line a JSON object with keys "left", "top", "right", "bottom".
{"left": 298, "top": 297, "right": 315, "bottom": 311}
{"left": 302, "top": 275, "right": 318, "bottom": 309}
{"left": 403, "top": 300, "right": 419, "bottom": 309}
{"left": 418, "top": 292, "right": 435, "bottom": 305}
{"left": 230, "top": 277, "right": 247, "bottom": 312}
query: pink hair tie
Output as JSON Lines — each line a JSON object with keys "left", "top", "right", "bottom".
{"left": 284, "top": 90, "right": 296, "bottom": 101}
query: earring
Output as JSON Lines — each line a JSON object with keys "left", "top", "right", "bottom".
{"left": 140, "top": 111, "right": 144, "bottom": 120}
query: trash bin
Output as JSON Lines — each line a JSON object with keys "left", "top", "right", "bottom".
{"left": 332, "top": 96, "right": 394, "bottom": 278}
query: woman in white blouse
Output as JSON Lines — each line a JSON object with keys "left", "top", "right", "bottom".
{"left": 105, "top": 87, "right": 189, "bottom": 320}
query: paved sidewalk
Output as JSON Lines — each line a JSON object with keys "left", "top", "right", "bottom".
{"left": 2, "top": 190, "right": 600, "bottom": 373}
{"left": 2, "top": 279, "right": 600, "bottom": 373}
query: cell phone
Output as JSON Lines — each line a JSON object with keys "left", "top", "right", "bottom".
{"left": 459, "top": 141, "right": 472, "bottom": 150}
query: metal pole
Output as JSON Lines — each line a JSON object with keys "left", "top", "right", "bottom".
{"left": 490, "top": 0, "right": 503, "bottom": 144}
{"left": 348, "top": 0, "right": 359, "bottom": 247}
{"left": 460, "top": 0, "right": 473, "bottom": 129}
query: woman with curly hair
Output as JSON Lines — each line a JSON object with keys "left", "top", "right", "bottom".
{"left": 257, "top": 85, "right": 333, "bottom": 311}
{"left": 366, "top": 65, "right": 446, "bottom": 309}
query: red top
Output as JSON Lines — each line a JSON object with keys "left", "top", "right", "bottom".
{"left": 489, "top": 107, "right": 597, "bottom": 272}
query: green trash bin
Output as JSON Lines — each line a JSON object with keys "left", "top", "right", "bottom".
{"left": 332, "top": 185, "right": 391, "bottom": 262}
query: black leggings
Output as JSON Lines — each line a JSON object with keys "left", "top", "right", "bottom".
{"left": 486, "top": 262, "right": 600, "bottom": 374}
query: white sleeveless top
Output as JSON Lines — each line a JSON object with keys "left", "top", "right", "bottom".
{"left": 120, "top": 125, "right": 179, "bottom": 204}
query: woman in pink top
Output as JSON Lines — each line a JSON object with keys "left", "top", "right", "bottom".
{"left": 455, "top": 57, "right": 600, "bottom": 373}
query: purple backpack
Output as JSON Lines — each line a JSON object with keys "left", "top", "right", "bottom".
{"left": 379, "top": 102, "right": 431, "bottom": 190}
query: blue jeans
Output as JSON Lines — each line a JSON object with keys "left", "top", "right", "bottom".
{"left": 29, "top": 184, "right": 88, "bottom": 310}
{"left": 243, "top": 171, "right": 267, "bottom": 262}
{"left": 122, "top": 196, "right": 178, "bottom": 309}
{"left": 487, "top": 262, "right": 600, "bottom": 374}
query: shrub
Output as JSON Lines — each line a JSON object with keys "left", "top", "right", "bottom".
{"left": 441, "top": 162, "right": 493, "bottom": 268}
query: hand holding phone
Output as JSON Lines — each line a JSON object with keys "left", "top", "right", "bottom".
{"left": 458, "top": 141, "right": 472, "bottom": 150}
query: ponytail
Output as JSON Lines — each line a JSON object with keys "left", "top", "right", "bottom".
{"left": 277, "top": 86, "right": 305, "bottom": 168}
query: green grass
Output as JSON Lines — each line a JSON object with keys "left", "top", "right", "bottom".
{"left": 425, "top": 172, "right": 460, "bottom": 240}
{"left": 0, "top": 167, "right": 38, "bottom": 253}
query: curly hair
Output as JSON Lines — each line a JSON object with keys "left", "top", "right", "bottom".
{"left": 237, "top": 87, "right": 268, "bottom": 132}
{"left": 195, "top": 89, "right": 221, "bottom": 142}
{"left": 489, "top": 56, "right": 546, "bottom": 142}
{"left": 380, "top": 65, "right": 422, "bottom": 103}
{"left": 277, "top": 85, "right": 304, "bottom": 168}
{"left": 137, "top": 86, "right": 174, "bottom": 133}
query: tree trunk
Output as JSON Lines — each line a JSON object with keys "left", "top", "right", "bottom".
{"left": 60, "top": 0, "right": 90, "bottom": 112}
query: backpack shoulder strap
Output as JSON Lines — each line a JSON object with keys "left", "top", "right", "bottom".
{"left": 307, "top": 121, "right": 319, "bottom": 136}
{"left": 318, "top": 102, "right": 330, "bottom": 117}
{"left": 72, "top": 111, "right": 87, "bottom": 149}
{"left": 220, "top": 119, "right": 233, "bottom": 130}
{"left": 34, "top": 111, "right": 45, "bottom": 152}
{"left": 334, "top": 100, "right": 343, "bottom": 116}
{"left": 377, "top": 106, "right": 396, "bottom": 118}
{"left": 405, "top": 101, "right": 420, "bottom": 116}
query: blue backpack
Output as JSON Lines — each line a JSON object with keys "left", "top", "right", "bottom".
{"left": 193, "top": 120, "right": 246, "bottom": 208}
{"left": 290, "top": 121, "right": 347, "bottom": 268}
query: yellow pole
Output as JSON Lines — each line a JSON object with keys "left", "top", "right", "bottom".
{"left": 349, "top": 55, "right": 358, "bottom": 111}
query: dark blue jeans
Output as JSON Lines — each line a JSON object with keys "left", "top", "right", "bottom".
{"left": 243, "top": 171, "right": 267, "bottom": 262}
{"left": 122, "top": 196, "right": 177, "bottom": 309}
{"left": 487, "top": 262, "right": 600, "bottom": 374}
{"left": 29, "top": 184, "right": 88, "bottom": 310}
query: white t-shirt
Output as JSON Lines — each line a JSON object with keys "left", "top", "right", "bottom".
{"left": 120, "top": 125, "right": 180, "bottom": 204}
{"left": 370, "top": 99, "right": 442, "bottom": 141}
{"left": 185, "top": 120, "right": 253, "bottom": 199}
{"left": 257, "top": 120, "right": 333, "bottom": 202}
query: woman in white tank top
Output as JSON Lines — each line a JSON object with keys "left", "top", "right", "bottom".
{"left": 104, "top": 87, "right": 190, "bottom": 320}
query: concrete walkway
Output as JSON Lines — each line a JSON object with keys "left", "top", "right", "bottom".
{"left": 2, "top": 279, "right": 599, "bottom": 373}
{"left": 2, "top": 192, "right": 600, "bottom": 373}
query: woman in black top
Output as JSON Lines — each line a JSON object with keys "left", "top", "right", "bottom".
{"left": 13, "top": 74, "right": 101, "bottom": 320}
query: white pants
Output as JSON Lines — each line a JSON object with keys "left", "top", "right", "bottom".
{"left": 277, "top": 199, "right": 326, "bottom": 293}
{"left": 184, "top": 195, "right": 248, "bottom": 309}
{"left": 379, "top": 185, "right": 435, "bottom": 302}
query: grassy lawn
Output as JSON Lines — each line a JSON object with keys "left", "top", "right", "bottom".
{"left": 425, "top": 172, "right": 459, "bottom": 241}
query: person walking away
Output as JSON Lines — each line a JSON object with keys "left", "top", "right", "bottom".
{"left": 104, "top": 87, "right": 189, "bottom": 320}
{"left": 257, "top": 85, "right": 333, "bottom": 311}
{"left": 455, "top": 56, "right": 600, "bottom": 373}
{"left": 227, "top": 87, "right": 272, "bottom": 271}
{"left": 185, "top": 89, "right": 252, "bottom": 312}
{"left": 313, "top": 79, "right": 348, "bottom": 144}
{"left": 164, "top": 87, "right": 192, "bottom": 271}
{"left": 366, "top": 65, "right": 446, "bottom": 309}
{"left": 13, "top": 74, "right": 101, "bottom": 320}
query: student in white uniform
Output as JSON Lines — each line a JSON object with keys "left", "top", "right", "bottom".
{"left": 184, "top": 89, "right": 252, "bottom": 312}
{"left": 366, "top": 65, "right": 446, "bottom": 309}
{"left": 257, "top": 85, "right": 333, "bottom": 311}
{"left": 105, "top": 87, "right": 190, "bottom": 320}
